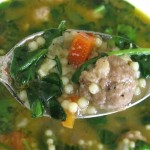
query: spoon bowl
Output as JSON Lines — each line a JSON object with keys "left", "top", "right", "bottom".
{"left": 0, "top": 29, "right": 150, "bottom": 119}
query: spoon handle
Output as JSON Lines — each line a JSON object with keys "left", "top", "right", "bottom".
{"left": 0, "top": 55, "right": 10, "bottom": 83}
{"left": 0, "top": 55, "right": 25, "bottom": 105}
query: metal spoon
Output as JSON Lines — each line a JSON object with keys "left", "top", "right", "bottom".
{"left": 0, "top": 29, "right": 150, "bottom": 119}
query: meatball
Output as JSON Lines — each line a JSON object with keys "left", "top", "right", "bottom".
{"left": 79, "top": 56, "right": 137, "bottom": 109}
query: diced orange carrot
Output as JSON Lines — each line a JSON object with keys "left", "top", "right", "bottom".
{"left": 10, "top": 132, "right": 25, "bottom": 150}
{"left": 62, "top": 111, "right": 75, "bottom": 129}
{"left": 68, "top": 32, "right": 95, "bottom": 66}
{"left": 0, "top": 131, "right": 26, "bottom": 150}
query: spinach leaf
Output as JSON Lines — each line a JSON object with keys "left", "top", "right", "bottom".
{"left": 117, "top": 24, "right": 136, "bottom": 41}
{"left": 10, "top": 46, "right": 47, "bottom": 83}
{"left": 58, "top": 20, "right": 66, "bottom": 34}
{"left": 72, "top": 53, "right": 108, "bottom": 83}
{"left": 39, "top": 81, "right": 62, "bottom": 103}
{"left": 48, "top": 98, "right": 66, "bottom": 121}
{"left": 27, "top": 82, "right": 44, "bottom": 118}
{"left": 10, "top": 46, "right": 47, "bottom": 77}
{"left": 54, "top": 56, "right": 62, "bottom": 75}
{"left": 10, "top": 46, "right": 27, "bottom": 78}
{"left": 135, "top": 140, "right": 150, "bottom": 150}
{"left": 94, "top": 5, "right": 106, "bottom": 14}
{"left": 42, "top": 72, "right": 62, "bottom": 87}
{"left": 43, "top": 29, "right": 60, "bottom": 46}
{"left": 13, "top": 64, "right": 37, "bottom": 85}
{"left": 10, "top": 46, "right": 47, "bottom": 86}
{"left": 99, "top": 129, "right": 118, "bottom": 145}
{"left": 131, "top": 55, "right": 150, "bottom": 78}
{"left": 18, "top": 49, "right": 48, "bottom": 71}
{"left": 43, "top": 21, "right": 66, "bottom": 46}
{"left": 31, "top": 99, "right": 43, "bottom": 118}
{"left": 0, "top": 20, "right": 23, "bottom": 51}
{"left": 51, "top": 9, "right": 62, "bottom": 21}
{"left": 9, "top": 0, "right": 24, "bottom": 8}
{"left": 107, "top": 48, "right": 150, "bottom": 56}
{"left": 0, "top": 99, "right": 14, "bottom": 134}
{"left": 26, "top": 72, "right": 64, "bottom": 120}
{"left": 99, "top": 129, "right": 118, "bottom": 150}
{"left": 27, "top": 80, "right": 62, "bottom": 118}
{"left": 113, "top": 36, "right": 137, "bottom": 50}
{"left": 140, "top": 115, "right": 150, "bottom": 125}
{"left": 50, "top": 4, "right": 65, "bottom": 22}
{"left": 41, "top": 73, "right": 65, "bottom": 120}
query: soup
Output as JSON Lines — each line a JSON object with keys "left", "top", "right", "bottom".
{"left": 0, "top": 0, "right": 150, "bottom": 150}
{"left": 8, "top": 25, "right": 148, "bottom": 123}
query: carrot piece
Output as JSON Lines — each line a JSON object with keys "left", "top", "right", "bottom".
{"left": 0, "top": 131, "right": 26, "bottom": 150}
{"left": 68, "top": 32, "right": 95, "bottom": 66}
{"left": 10, "top": 132, "right": 25, "bottom": 150}
{"left": 62, "top": 111, "right": 75, "bottom": 129}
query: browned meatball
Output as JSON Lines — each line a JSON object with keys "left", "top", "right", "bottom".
{"left": 79, "top": 55, "right": 136, "bottom": 109}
